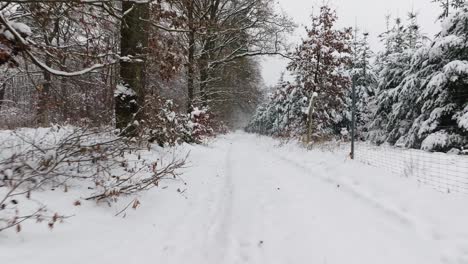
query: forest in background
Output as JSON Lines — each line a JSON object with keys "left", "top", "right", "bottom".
{"left": 0, "top": 0, "right": 466, "bottom": 153}
{"left": 0, "top": 0, "right": 294, "bottom": 142}
{"left": 248, "top": 0, "right": 468, "bottom": 153}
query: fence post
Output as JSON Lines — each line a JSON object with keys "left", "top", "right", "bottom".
{"left": 351, "top": 76, "right": 356, "bottom": 159}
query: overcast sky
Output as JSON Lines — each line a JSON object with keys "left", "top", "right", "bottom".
{"left": 261, "top": 0, "right": 441, "bottom": 86}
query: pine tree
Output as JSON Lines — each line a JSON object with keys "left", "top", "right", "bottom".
{"left": 433, "top": 0, "right": 465, "bottom": 20}
{"left": 368, "top": 7, "right": 468, "bottom": 151}
{"left": 368, "top": 15, "right": 423, "bottom": 144}
{"left": 406, "top": 11, "right": 425, "bottom": 49}
{"left": 395, "top": 5, "right": 468, "bottom": 151}
{"left": 348, "top": 29, "right": 377, "bottom": 138}
{"left": 246, "top": 80, "right": 308, "bottom": 137}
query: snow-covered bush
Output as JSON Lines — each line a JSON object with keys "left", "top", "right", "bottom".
{"left": 421, "top": 130, "right": 465, "bottom": 152}
{"left": 189, "top": 107, "right": 219, "bottom": 141}
{"left": 137, "top": 94, "right": 221, "bottom": 146}
{"left": 138, "top": 94, "right": 186, "bottom": 146}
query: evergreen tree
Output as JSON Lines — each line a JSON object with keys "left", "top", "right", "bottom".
{"left": 406, "top": 11, "right": 425, "bottom": 49}
{"left": 368, "top": 14, "right": 423, "bottom": 144}
{"left": 433, "top": 0, "right": 465, "bottom": 20}
{"left": 348, "top": 29, "right": 378, "bottom": 138}
{"left": 369, "top": 7, "right": 468, "bottom": 151}
{"left": 393, "top": 5, "right": 468, "bottom": 151}
{"left": 246, "top": 80, "right": 308, "bottom": 137}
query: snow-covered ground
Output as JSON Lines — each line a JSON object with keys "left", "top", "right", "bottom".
{"left": 354, "top": 142, "right": 468, "bottom": 194}
{"left": 2, "top": 132, "right": 468, "bottom": 264}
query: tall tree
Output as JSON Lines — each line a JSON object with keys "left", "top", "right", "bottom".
{"left": 367, "top": 7, "right": 468, "bottom": 151}
{"left": 288, "top": 5, "right": 352, "bottom": 135}
{"left": 1, "top": 1, "right": 121, "bottom": 127}
{"left": 2, "top": 1, "right": 119, "bottom": 125}
{"left": 115, "top": 1, "right": 150, "bottom": 135}
{"left": 248, "top": 5, "right": 352, "bottom": 138}
{"left": 368, "top": 14, "right": 424, "bottom": 144}
{"left": 347, "top": 29, "right": 377, "bottom": 138}
{"left": 388, "top": 5, "right": 468, "bottom": 151}
{"left": 186, "top": 0, "right": 196, "bottom": 111}
{"left": 167, "top": 0, "right": 294, "bottom": 110}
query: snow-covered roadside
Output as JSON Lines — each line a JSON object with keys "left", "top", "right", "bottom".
{"left": 352, "top": 141, "right": 468, "bottom": 194}
{"left": 0, "top": 130, "right": 231, "bottom": 263}
{"left": 0, "top": 125, "right": 189, "bottom": 233}
{"left": 2, "top": 131, "right": 468, "bottom": 264}
{"left": 254, "top": 134, "right": 468, "bottom": 263}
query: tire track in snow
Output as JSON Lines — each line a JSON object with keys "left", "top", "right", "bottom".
{"left": 213, "top": 135, "right": 273, "bottom": 264}
{"left": 220, "top": 136, "right": 263, "bottom": 264}
{"left": 203, "top": 140, "right": 235, "bottom": 263}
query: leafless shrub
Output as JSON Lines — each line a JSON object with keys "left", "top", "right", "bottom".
{"left": 85, "top": 154, "right": 187, "bottom": 201}
{"left": 0, "top": 125, "right": 187, "bottom": 232}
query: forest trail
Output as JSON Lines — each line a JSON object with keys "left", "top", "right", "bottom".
{"left": 192, "top": 133, "right": 443, "bottom": 264}
{"left": 3, "top": 132, "right": 468, "bottom": 264}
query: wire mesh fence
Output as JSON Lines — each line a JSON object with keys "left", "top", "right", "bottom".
{"left": 353, "top": 142, "right": 468, "bottom": 194}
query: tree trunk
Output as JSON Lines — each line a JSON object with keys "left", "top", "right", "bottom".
{"left": 0, "top": 82, "right": 5, "bottom": 111}
{"left": 116, "top": 2, "right": 149, "bottom": 136}
{"left": 37, "top": 18, "right": 61, "bottom": 127}
{"left": 187, "top": 1, "right": 195, "bottom": 112}
{"left": 37, "top": 55, "right": 52, "bottom": 126}
{"left": 199, "top": 54, "right": 209, "bottom": 107}
{"left": 199, "top": 32, "right": 216, "bottom": 107}
{"left": 198, "top": 0, "right": 220, "bottom": 107}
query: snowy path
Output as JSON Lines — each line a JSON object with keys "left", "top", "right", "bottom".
{"left": 3, "top": 132, "right": 468, "bottom": 264}
{"left": 200, "top": 133, "right": 442, "bottom": 264}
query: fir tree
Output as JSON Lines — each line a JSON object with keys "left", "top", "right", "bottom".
{"left": 433, "top": 0, "right": 465, "bottom": 20}
{"left": 406, "top": 11, "right": 425, "bottom": 49}
{"left": 394, "top": 5, "right": 468, "bottom": 151}
{"left": 348, "top": 29, "right": 378, "bottom": 138}
{"left": 369, "top": 7, "right": 468, "bottom": 151}
{"left": 246, "top": 80, "right": 308, "bottom": 137}
{"left": 368, "top": 14, "right": 424, "bottom": 144}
